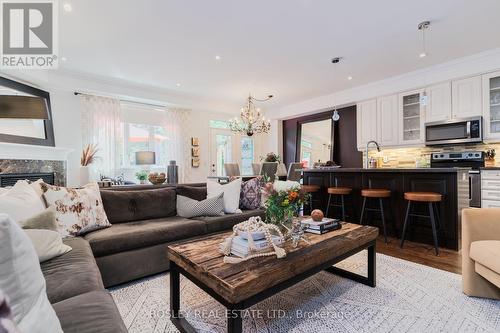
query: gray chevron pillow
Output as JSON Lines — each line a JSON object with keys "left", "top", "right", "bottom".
{"left": 176, "top": 193, "right": 225, "bottom": 218}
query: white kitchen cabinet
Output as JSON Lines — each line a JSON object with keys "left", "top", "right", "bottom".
{"left": 356, "top": 99, "right": 377, "bottom": 149}
{"left": 483, "top": 71, "right": 500, "bottom": 140}
{"left": 452, "top": 76, "right": 482, "bottom": 119}
{"left": 377, "top": 94, "right": 399, "bottom": 146}
{"left": 481, "top": 169, "right": 500, "bottom": 207}
{"left": 399, "top": 89, "right": 425, "bottom": 145}
{"left": 425, "top": 82, "right": 452, "bottom": 123}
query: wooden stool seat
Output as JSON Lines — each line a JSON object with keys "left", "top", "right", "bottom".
{"left": 361, "top": 188, "right": 391, "bottom": 198}
{"left": 404, "top": 192, "right": 442, "bottom": 202}
{"left": 327, "top": 187, "right": 352, "bottom": 195}
{"left": 302, "top": 184, "right": 320, "bottom": 193}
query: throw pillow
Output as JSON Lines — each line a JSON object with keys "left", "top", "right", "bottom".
{"left": 41, "top": 182, "right": 111, "bottom": 237}
{"left": 240, "top": 177, "right": 262, "bottom": 210}
{"left": 24, "top": 229, "right": 72, "bottom": 263}
{"left": 176, "top": 193, "right": 225, "bottom": 218}
{"left": 207, "top": 178, "right": 242, "bottom": 213}
{"left": 18, "top": 206, "right": 58, "bottom": 231}
{"left": 0, "top": 214, "right": 63, "bottom": 333}
{"left": 175, "top": 185, "right": 207, "bottom": 201}
{"left": 0, "top": 180, "right": 45, "bottom": 222}
{"left": 0, "top": 289, "right": 21, "bottom": 333}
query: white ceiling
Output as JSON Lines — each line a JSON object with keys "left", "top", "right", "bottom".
{"left": 59, "top": 0, "right": 500, "bottom": 112}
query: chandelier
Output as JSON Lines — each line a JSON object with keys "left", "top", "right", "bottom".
{"left": 229, "top": 94, "right": 273, "bottom": 136}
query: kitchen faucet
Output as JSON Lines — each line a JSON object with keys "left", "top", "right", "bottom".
{"left": 365, "top": 140, "right": 381, "bottom": 168}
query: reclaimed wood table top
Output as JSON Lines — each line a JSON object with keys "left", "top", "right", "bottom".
{"left": 167, "top": 222, "right": 378, "bottom": 304}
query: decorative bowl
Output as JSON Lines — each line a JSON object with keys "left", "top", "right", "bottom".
{"left": 148, "top": 172, "right": 166, "bottom": 185}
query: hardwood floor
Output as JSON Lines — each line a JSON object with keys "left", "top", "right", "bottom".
{"left": 376, "top": 235, "right": 462, "bottom": 274}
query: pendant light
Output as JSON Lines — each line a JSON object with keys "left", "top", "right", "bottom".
{"left": 331, "top": 57, "right": 341, "bottom": 122}
{"left": 418, "top": 21, "right": 430, "bottom": 58}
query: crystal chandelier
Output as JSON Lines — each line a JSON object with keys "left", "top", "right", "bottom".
{"left": 229, "top": 94, "right": 273, "bottom": 136}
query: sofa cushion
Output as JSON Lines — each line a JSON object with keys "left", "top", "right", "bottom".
{"left": 470, "top": 240, "right": 500, "bottom": 273}
{"left": 198, "top": 209, "right": 266, "bottom": 233}
{"left": 52, "top": 291, "right": 127, "bottom": 333}
{"left": 41, "top": 237, "right": 104, "bottom": 304}
{"left": 100, "top": 187, "right": 177, "bottom": 223}
{"left": 84, "top": 217, "right": 208, "bottom": 256}
{"left": 175, "top": 185, "right": 207, "bottom": 201}
{"left": 475, "top": 262, "right": 500, "bottom": 288}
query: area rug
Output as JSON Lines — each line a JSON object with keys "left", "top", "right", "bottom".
{"left": 109, "top": 252, "right": 500, "bottom": 333}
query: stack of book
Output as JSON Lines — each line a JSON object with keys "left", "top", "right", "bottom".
{"left": 301, "top": 217, "right": 341, "bottom": 234}
{"left": 220, "top": 235, "right": 283, "bottom": 258}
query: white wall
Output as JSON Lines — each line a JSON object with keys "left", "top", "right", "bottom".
{"left": 271, "top": 48, "right": 500, "bottom": 120}
{"left": 0, "top": 70, "right": 255, "bottom": 186}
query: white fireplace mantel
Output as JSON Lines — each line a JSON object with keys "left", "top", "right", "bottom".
{"left": 0, "top": 142, "right": 74, "bottom": 161}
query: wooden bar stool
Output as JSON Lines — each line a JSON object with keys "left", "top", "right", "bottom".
{"left": 326, "top": 187, "right": 352, "bottom": 221}
{"left": 301, "top": 184, "right": 320, "bottom": 214}
{"left": 400, "top": 192, "right": 442, "bottom": 256}
{"left": 360, "top": 188, "right": 391, "bottom": 243}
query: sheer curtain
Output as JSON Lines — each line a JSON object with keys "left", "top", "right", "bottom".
{"left": 161, "top": 108, "right": 191, "bottom": 183}
{"left": 80, "top": 95, "right": 123, "bottom": 179}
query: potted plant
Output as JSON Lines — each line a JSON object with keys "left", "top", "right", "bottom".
{"left": 261, "top": 152, "right": 281, "bottom": 163}
{"left": 80, "top": 144, "right": 98, "bottom": 185}
{"left": 135, "top": 170, "right": 148, "bottom": 184}
{"left": 262, "top": 181, "right": 309, "bottom": 227}
{"left": 485, "top": 149, "right": 496, "bottom": 167}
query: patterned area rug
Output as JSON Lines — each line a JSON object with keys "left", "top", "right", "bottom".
{"left": 109, "top": 252, "right": 500, "bottom": 333}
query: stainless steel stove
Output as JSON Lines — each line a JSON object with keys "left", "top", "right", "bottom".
{"left": 430, "top": 151, "right": 485, "bottom": 207}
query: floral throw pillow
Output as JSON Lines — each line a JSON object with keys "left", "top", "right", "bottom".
{"left": 239, "top": 177, "right": 262, "bottom": 210}
{"left": 41, "top": 182, "right": 111, "bottom": 237}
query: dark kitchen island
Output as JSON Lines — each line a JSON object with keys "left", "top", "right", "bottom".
{"left": 301, "top": 168, "right": 470, "bottom": 250}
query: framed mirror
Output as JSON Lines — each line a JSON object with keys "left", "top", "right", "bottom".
{"left": 297, "top": 118, "right": 333, "bottom": 168}
{"left": 0, "top": 76, "right": 55, "bottom": 146}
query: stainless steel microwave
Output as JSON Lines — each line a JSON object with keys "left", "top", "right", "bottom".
{"left": 425, "top": 116, "right": 482, "bottom": 146}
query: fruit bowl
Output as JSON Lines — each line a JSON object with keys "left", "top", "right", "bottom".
{"left": 148, "top": 172, "right": 166, "bottom": 185}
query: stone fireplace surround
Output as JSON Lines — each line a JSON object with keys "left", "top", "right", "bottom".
{"left": 0, "top": 159, "right": 66, "bottom": 186}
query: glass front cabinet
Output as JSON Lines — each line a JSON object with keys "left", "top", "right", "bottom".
{"left": 483, "top": 71, "right": 500, "bottom": 140}
{"left": 398, "top": 89, "right": 425, "bottom": 145}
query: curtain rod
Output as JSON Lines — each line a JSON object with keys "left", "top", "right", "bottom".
{"left": 74, "top": 91, "right": 168, "bottom": 109}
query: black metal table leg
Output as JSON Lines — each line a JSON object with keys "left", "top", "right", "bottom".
{"left": 325, "top": 242, "right": 376, "bottom": 287}
{"left": 170, "top": 262, "right": 180, "bottom": 319}
{"left": 227, "top": 307, "right": 243, "bottom": 333}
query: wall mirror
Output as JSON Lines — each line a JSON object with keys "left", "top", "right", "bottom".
{"left": 0, "top": 76, "right": 55, "bottom": 146}
{"left": 298, "top": 118, "right": 333, "bottom": 168}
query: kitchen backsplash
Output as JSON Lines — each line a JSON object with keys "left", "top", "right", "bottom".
{"left": 366, "top": 143, "right": 500, "bottom": 168}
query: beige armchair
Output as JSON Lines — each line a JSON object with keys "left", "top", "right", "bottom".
{"left": 462, "top": 208, "right": 500, "bottom": 299}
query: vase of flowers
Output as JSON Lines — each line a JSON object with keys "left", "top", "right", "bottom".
{"left": 261, "top": 152, "right": 281, "bottom": 163}
{"left": 135, "top": 170, "right": 148, "bottom": 184}
{"left": 263, "top": 180, "right": 310, "bottom": 232}
{"left": 485, "top": 149, "right": 496, "bottom": 167}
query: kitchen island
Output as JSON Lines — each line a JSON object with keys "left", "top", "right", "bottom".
{"left": 301, "top": 168, "right": 470, "bottom": 250}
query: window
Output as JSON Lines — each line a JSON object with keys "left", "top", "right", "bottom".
{"left": 209, "top": 120, "right": 230, "bottom": 129}
{"left": 240, "top": 137, "right": 254, "bottom": 175}
{"left": 123, "top": 123, "right": 168, "bottom": 167}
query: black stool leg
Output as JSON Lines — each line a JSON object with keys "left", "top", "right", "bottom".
{"left": 341, "top": 195, "right": 346, "bottom": 221}
{"left": 400, "top": 201, "right": 411, "bottom": 248}
{"left": 359, "top": 197, "right": 367, "bottom": 225}
{"left": 433, "top": 202, "right": 441, "bottom": 229}
{"left": 326, "top": 193, "right": 332, "bottom": 217}
{"left": 428, "top": 203, "right": 440, "bottom": 256}
{"left": 379, "top": 198, "right": 388, "bottom": 244}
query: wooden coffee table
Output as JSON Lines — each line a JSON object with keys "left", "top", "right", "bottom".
{"left": 167, "top": 222, "right": 378, "bottom": 333}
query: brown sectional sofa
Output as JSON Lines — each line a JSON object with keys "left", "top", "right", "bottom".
{"left": 41, "top": 182, "right": 265, "bottom": 332}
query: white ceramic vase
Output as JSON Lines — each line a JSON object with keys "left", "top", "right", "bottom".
{"left": 80, "top": 166, "right": 90, "bottom": 186}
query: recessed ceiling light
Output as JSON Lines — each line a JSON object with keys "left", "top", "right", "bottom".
{"left": 215, "top": 55, "right": 221, "bottom": 61}
{"left": 419, "top": 52, "right": 427, "bottom": 58}
{"left": 176, "top": 83, "right": 181, "bottom": 87}
{"left": 63, "top": 3, "right": 72, "bottom": 12}
{"left": 347, "top": 76, "right": 353, "bottom": 80}
{"left": 61, "top": 57, "right": 67, "bottom": 61}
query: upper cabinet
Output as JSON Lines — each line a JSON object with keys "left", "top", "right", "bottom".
{"left": 356, "top": 99, "right": 377, "bottom": 149}
{"left": 425, "top": 82, "right": 452, "bottom": 123}
{"left": 399, "top": 89, "right": 425, "bottom": 145}
{"left": 483, "top": 71, "right": 500, "bottom": 140}
{"left": 377, "top": 94, "right": 399, "bottom": 146}
{"left": 452, "top": 76, "right": 482, "bottom": 119}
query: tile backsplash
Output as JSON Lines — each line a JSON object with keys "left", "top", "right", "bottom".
{"left": 366, "top": 143, "right": 500, "bottom": 168}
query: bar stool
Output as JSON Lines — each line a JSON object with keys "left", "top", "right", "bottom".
{"left": 326, "top": 187, "right": 352, "bottom": 221}
{"left": 360, "top": 188, "right": 391, "bottom": 243}
{"left": 400, "top": 192, "right": 442, "bottom": 256}
{"left": 301, "top": 184, "right": 320, "bottom": 213}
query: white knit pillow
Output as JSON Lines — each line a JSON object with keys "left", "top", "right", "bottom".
{"left": 0, "top": 214, "right": 63, "bottom": 333}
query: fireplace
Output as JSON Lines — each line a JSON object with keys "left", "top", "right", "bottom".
{"left": 0, "top": 172, "right": 55, "bottom": 187}
{"left": 0, "top": 159, "right": 66, "bottom": 186}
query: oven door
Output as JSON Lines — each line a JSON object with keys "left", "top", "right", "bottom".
{"left": 425, "top": 117, "right": 482, "bottom": 146}
{"left": 469, "top": 170, "right": 481, "bottom": 208}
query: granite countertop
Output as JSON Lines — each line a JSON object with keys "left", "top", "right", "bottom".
{"left": 481, "top": 167, "right": 500, "bottom": 170}
{"left": 299, "top": 167, "right": 471, "bottom": 173}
